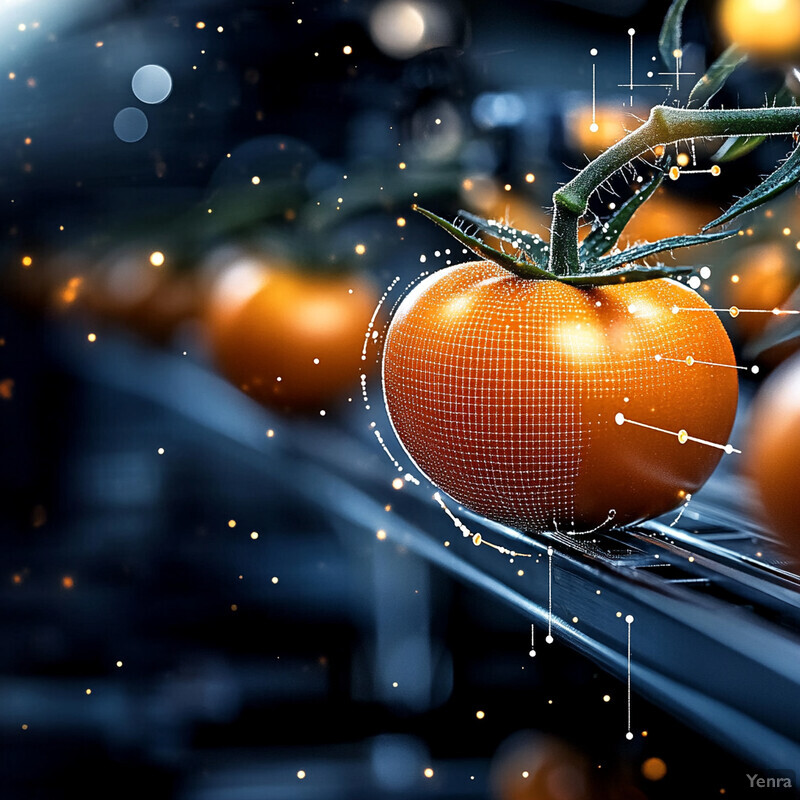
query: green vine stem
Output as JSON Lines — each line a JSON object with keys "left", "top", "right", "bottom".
{"left": 550, "top": 104, "right": 800, "bottom": 275}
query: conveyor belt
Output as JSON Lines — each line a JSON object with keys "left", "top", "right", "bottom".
{"left": 48, "top": 320, "right": 800, "bottom": 774}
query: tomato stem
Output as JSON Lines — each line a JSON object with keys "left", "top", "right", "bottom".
{"left": 549, "top": 104, "right": 800, "bottom": 275}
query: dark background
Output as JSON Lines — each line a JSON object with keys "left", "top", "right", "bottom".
{"left": 0, "top": 1, "right": 797, "bottom": 798}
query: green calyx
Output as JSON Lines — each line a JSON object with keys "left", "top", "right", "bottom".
{"left": 412, "top": 203, "right": 718, "bottom": 287}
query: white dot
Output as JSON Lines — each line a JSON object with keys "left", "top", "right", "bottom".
{"left": 615, "top": 413, "right": 625, "bottom": 426}
{"left": 528, "top": 649, "right": 536, "bottom": 657}
{"left": 688, "top": 276, "right": 701, "bottom": 289}
{"left": 647, "top": 71, "right": 654, "bottom": 78}
{"left": 131, "top": 65, "right": 172, "bottom": 104}
{"left": 724, "top": 444, "right": 734, "bottom": 454}
{"left": 157, "top": 447, "right": 165, "bottom": 455}
{"left": 113, "top": 107, "right": 148, "bottom": 142}
{"left": 628, "top": 27, "right": 635, "bottom": 35}
{"left": 654, "top": 354, "right": 662, "bottom": 361}
{"left": 751, "top": 365, "right": 760, "bottom": 374}
{"left": 626, "top": 732, "right": 634, "bottom": 740}
{"left": 700, "top": 266, "right": 711, "bottom": 279}
{"left": 545, "top": 635, "right": 554, "bottom": 644}
{"left": 589, "top": 122, "right": 599, "bottom": 132}
{"left": 625, "top": 614, "right": 634, "bottom": 623}
{"left": 590, "top": 48, "right": 598, "bottom": 56}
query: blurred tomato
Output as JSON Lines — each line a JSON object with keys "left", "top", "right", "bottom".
{"left": 206, "top": 253, "right": 378, "bottom": 410}
{"left": 565, "top": 104, "right": 647, "bottom": 158}
{"left": 718, "top": 0, "right": 800, "bottom": 60}
{"left": 721, "top": 241, "right": 799, "bottom": 341}
{"left": 76, "top": 248, "right": 198, "bottom": 343}
{"left": 460, "top": 176, "right": 551, "bottom": 236}
{"left": 489, "top": 730, "right": 597, "bottom": 800}
{"left": 745, "top": 350, "right": 800, "bottom": 564}
{"left": 620, "top": 188, "right": 719, "bottom": 246}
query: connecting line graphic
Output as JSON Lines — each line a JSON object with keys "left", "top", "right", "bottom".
{"left": 654, "top": 354, "right": 748, "bottom": 370}
{"left": 673, "top": 305, "right": 800, "bottom": 318}
{"left": 615, "top": 412, "right": 741, "bottom": 454}
{"left": 625, "top": 615, "right": 634, "bottom": 741}
{"left": 669, "top": 165, "right": 721, "bottom": 179}
{"left": 433, "top": 492, "right": 532, "bottom": 559}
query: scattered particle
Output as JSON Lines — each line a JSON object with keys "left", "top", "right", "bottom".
{"left": 116, "top": 661, "right": 123, "bottom": 668}
{"left": 271, "top": 576, "right": 279, "bottom": 584}
{"left": 642, "top": 757, "right": 667, "bottom": 781}
{"left": 297, "top": 770, "right": 306, "bottom": 780}
{"left": 267, "top": 429, "right": 275, "bottom": 437}
{"left": 392, "top": 478, "right": 404, "bottom": 490}
{"left": 228, "top": 519, "right": 236, "bottom": 528}
{"left": 157, "top": 447, "right": 165, "bottom": 455}
{"left": 343, "top": 45, "right": 352, "bottom": 55}
{"left": 0, "top": 379, "right": 14, "bottom": 400}
{"left": 424, "top": 768, "right": 434, "bottom": 779}
{"left": 21, "top": 255, "right": 32, "bottom": 267}
{"left": 355, "top": 243, "right": 366, "bottom": 255}
{"left": 396, "top": 217, "right": 406, "bottom": 227}
{"left": 62, "top": 576, "right": 74, "bottom": 589}
{"left": 85, "top": 689, "right": 92, "bottom": 695}
{"left": 149, "top": 251, "right": 165, "bottom": 267}
{"left": 87, "top": 333, "right": 97, "bottom": 343}
{"left": 376, "top": 529, "right": 387, "bottom": 540}
{"left": 21, "top": 724, "right": 28, "bottom": 730}
{"left": 398, "top": 162, "right": 406, "bottom": 170}
{"left": 250, "top": 531, "right": 259, "bottom": 540}
{"left": 603, "top": 694, "right": 611, "bottom": 702}
{"left": 251, "top": 176, "right": 261, "bottom": 185}
{"left": 476, "top": 710, "right": 485, "bottom": 719}
{"left": 196, "top": 21, "right": 206, "bottom": 29}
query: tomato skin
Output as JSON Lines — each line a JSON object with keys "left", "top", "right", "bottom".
{"left": 207, "top": 260, "right": 377, "bottom": 409}
{"left": 383, "top": 261, "right": 738, "bottom": 532}
{"left": 745, "top": 352, "right": 800, "bottom": 562}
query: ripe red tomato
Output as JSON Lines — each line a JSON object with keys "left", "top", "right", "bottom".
{"left": 744, "top": 351, "right": 800, "bottom": 563}
{"left": 206, "top": 256, "right": 377, "bottom": 410}
{"left": 383, "top": 261, "right": 738, "bottom": 532}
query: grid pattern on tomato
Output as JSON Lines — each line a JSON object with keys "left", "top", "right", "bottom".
{"left": 381, "top": 261, "right": 739, "bottom": 533}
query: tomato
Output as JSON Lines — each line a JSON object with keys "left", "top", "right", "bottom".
{"left": 382, "top": 261, "right": 738, "bottom": 532}
{"left": 718, "top": 0, "right": 800, "bottom": 59}
{"left": 460, "top": 177, "right": 551, "bottom": 237}
{"left": 206, "top": 255, "right": 378, "bottom": 410}
{"left": 77, "top": 248, "right": 198, "bottom": 343}
{"left": 721, "top": 241, "right": 799, "bottom": 342}
{"left": 744, "top": 350, "right": 800, "bottom": 563}
{"left": 489, "top": 731, "right": 598, "bottom": 800}
{"left": 620, "top": 189, "right": 719, "bottom": 248}
{"left": 565, "top": 104, "right": 647, "bottom": 158}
